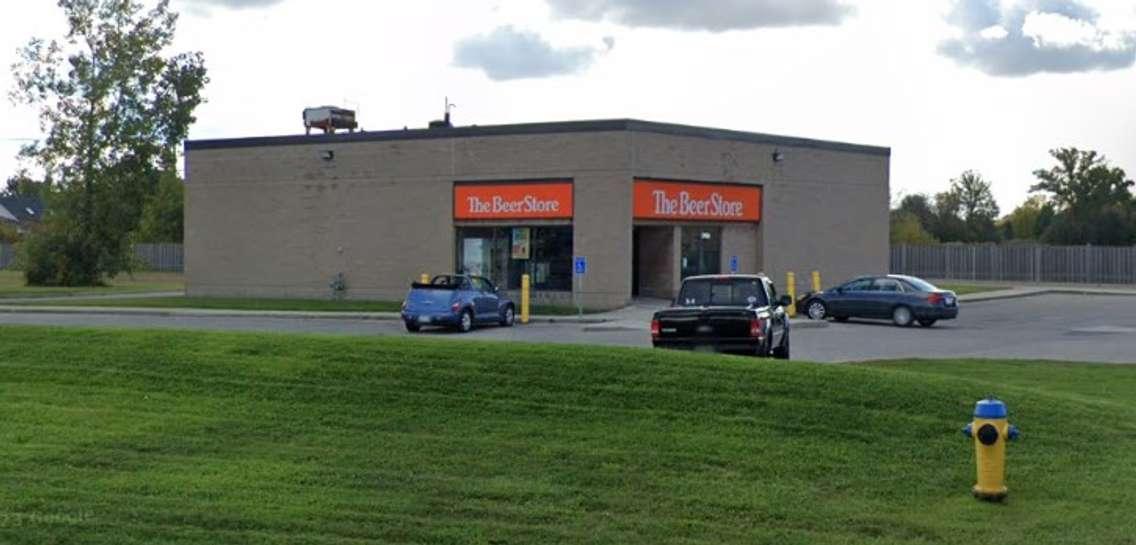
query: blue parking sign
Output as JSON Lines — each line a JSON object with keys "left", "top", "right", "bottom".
{"left": 729, "top": 255, "right": 739, "bottom": 273}
{"left": 574, "top": 256, "right": 587, "bottom": 275}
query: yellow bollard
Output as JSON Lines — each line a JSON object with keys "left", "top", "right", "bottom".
{"left": 521, "top": 274, "right": 531, "bottom": 324}
{"left": 785, "top": 272, "right": 797, "bottom": 318}
{"left": 419, "top": 273, "right": 429, "bottom": 284}
{"left": 962, "top": 397, "right": 1020, "bottom": 501}
{"left": 811, "top": 270, "right": 822, "bottom": 294}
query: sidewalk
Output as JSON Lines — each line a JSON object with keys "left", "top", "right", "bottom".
{"left": 953, "top": 283, "right": 1136, "bottom": 303}
{"left": 0, "top": 291, "right": 185, "bottom": 304}
{"left": 0, "top": 295, "right": 825, "bottom": 328}
{"left": 0, "top": 303, "right": 613, "bottom": 323}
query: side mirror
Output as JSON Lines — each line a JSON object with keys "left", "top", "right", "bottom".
{"left": 778, "top": 295, "right": 793, "bottom": 308}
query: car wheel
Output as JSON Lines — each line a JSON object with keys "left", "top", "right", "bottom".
{"left": 892, "top": 306, "right": 914, "bottom": 327}
{"left": 806, "top": 300, "right": 828, "bottom": 320}
{"left": 457, "top": 309, "right": 474, "bottom": 333}
{"left": 404, "top": 321, "right": 420, "bottom": 332}
{"left": 918, "top": 319, "right": 937, "bottom": 328}
{"left": 500, "top": 305, "right": 515, "bottom": 327}
{"left": 773, "top": 333, "right": 790, "bottom": 360}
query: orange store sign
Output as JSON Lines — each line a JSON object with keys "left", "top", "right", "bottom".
{"left": 454, "top": 181, "right": 574, "bottom": 220}
{"left": 634, "top": 179, "right": 761, "bottom": 222}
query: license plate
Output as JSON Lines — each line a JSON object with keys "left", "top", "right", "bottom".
{"left": 418, "top": 316, "right": 432, "bottom": 324}
{"left": 696, "top": 325, "right": 714, "bottom": 334}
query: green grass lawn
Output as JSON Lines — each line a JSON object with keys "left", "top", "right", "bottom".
{"left": 937, "top": 283, "right": 1009, "bottom": 296}
{"left": 0, "top": 270, "right": 184, "bottom": 299}
{"left": 2, "top": 327, "right": 1134, "bottom": 544}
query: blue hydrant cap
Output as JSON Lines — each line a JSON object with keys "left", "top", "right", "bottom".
{"left": 973, "top": 398, "right": 1008, "bottom": 419}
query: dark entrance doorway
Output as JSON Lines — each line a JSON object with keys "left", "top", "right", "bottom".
{"left": 632, "top": 225, "right": 676, "bottom": 299}
{"left": 680, "top": 226, "right": 721, "bottom": 278}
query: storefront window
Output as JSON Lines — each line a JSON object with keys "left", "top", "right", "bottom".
{"left": 456, "top": 226, "right": 572, "bottom": 291}
{"left": 680, "top": 226, "right": 721, "bottom": 278}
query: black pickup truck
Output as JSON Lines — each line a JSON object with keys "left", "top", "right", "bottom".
{"left": 651, "top": 274, "right": 792, "bottom": 359}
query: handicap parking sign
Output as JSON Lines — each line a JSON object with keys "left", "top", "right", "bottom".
{"left": 729, "top": 255, "right": 739, "bottom": 273}
{"left": 574, "top": 256, "right": 587, "bottom": 275}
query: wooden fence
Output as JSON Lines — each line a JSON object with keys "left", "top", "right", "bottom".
{"left": 891, "top": 243, "right": 1136, "bottom": 284}
{"left": 0, "top": 243, "right": 14, "bottom": 270}
{"left": 0, "top": 242, "right": 184, "bottom": 272}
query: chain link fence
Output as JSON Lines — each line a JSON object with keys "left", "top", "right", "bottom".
{"left": 892, "top": 243, "right": 1136, "bottom": 284}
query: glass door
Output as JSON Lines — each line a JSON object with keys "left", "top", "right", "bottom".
{"left": 680, "top": 226, "right": 721, "bottom": 278}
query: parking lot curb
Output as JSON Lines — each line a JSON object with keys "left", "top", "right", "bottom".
{"left": 961, "top": 288, "right": 1136, "bottom": 303}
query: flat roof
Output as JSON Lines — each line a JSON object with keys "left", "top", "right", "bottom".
{"left": 184, "top": 118, "right": 890, "bottom": 157}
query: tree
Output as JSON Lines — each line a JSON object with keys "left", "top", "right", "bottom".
{"left": 895, "top": 194, "right": 936, "bottom": 234}
{"left": 950, "top": 170, "right": 1000, "bottom": 221}
{"left": 135, "top": 171, "right": 184, "bottom": 242}
{"left": 890, "top": 210, "right": 937, "bottom": 245}
{"left": 930, "top": 190, "right": 968, "bottom": 242}
{"left": 1003, "top": 195, "right": 1052, "bottom": 240}
{"left": 3, "top": 170, "right": 51, "bottom": 200}
{"left": 947, "top": 170, "right": 1000, "bottom": 242}
{"left": 1031, "top": 148, "right": 1135, "bottom": 245}
{"left": 9, "top": 0, "right": 206, "bottom": 285}
{"left": 1031, "top": 148, "right": 1133, "bottom": 216}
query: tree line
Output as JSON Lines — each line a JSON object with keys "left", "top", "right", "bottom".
{"left": 3, "top": 0, "right": 204, "bottom": 286}
{"left": 892, "top": 149, "right": 1136, "bottom": 246}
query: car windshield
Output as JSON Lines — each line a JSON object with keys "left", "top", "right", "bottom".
{"left": 677, "top": 278, "right": 768, "bottom": 307}
{"left": 898, "top": 276, "right": 938, "bottom": 292}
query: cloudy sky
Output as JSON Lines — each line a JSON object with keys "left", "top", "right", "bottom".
{"left": 2, "top": 0, "right": 1135, "bottom": 211}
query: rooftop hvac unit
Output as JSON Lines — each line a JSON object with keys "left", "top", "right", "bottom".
{"left": 303, "top": 106, "right": 358, "bottom": 135}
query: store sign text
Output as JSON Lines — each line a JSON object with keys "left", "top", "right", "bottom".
{"left": 454, "top": 181, "right": 573, "bottom": 220}
{"left": 634, "top": 180, "right": 761, "bottom": 222}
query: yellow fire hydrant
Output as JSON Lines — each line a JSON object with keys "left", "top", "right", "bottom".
{"left": 962, "top": 397, "right": 1020, "bottom": 501}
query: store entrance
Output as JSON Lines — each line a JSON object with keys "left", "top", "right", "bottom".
{"left": 631, "top": 225, "right": 674, "bottom": 299}
{"left": 680, "top": 226, "right": 721, "bottom": 278}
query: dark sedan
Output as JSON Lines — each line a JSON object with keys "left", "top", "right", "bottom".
{"left": 801, "top": 274, "right": 958, "bottom": 327}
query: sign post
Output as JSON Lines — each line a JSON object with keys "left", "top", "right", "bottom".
{"left": 573, "top": 256, "right": 587, "bottom": 317}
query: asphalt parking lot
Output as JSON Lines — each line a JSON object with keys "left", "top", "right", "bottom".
{"left": 1, "top": 293, "right": 1134, "bottom": 363}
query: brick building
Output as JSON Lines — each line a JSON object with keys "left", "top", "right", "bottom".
{"left": 184, "top": 119, "right": 890, "bottom": 309}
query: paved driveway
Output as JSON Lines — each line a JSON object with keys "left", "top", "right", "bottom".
{"left": 1, "top": 294, "right": 1133, "bottom": 363}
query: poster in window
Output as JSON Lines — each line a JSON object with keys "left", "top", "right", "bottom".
{"left": 511, "top": 228, "right": 531, "bottom": 259}
{"left": 463, "top": 238, "right": 485, "bottom": 276}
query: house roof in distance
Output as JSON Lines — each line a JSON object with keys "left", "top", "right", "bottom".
{"left": 0, "top": 196, "right": 45, "bottom": 224}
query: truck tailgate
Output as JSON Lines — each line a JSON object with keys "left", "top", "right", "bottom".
{"left": 656, "top": 307, "right": 754, "bottom": 339}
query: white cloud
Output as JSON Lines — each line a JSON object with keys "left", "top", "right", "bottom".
{"left": 179, "top": 0, "right": 283, "bottom": 9}
{"left": 452, "top": 26, "right": 606, "bottom": 81}
{"left": 939, "top": 0, "right": 1136, "bottom": 76}
{"left": 546, "top": 0, "right": 855, "bottom": 31}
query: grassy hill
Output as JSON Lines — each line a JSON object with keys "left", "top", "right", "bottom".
{"left": 1, "top": 326, "right": 1134, "bottom": 544}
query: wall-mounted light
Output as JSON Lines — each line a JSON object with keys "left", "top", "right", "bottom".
{"left": 772, "top": 150, "right": 785, "bottom": 163}
{"left": 320, "top": 150, "right": 335, "bottom": 161}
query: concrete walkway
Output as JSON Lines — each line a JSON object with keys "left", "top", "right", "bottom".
{"left": 955, "top": 284, "right": 1136, "bottom": 303}
{"left": 0, "top": 295, "right": 824, "bottom": 328}
{"left": 0, "top": 291, "right": 185, "bottom": 304}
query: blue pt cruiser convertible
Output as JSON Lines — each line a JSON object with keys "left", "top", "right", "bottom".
{"left": 401, "top": 275, "right": 516, "bottom": 333}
